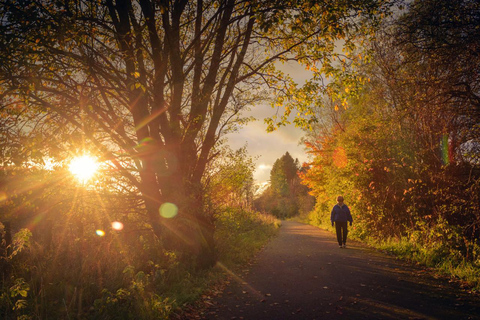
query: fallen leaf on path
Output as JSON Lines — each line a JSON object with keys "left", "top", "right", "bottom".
{"left": 323, "top": 286, "right": 328, "bottom": 289}
{"left": 265, "top": 293, "right": 271, "bottom": 297}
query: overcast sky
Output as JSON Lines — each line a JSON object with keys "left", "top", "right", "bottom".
{"left": 226, "top": 62, "right": 312, "bottom": 185}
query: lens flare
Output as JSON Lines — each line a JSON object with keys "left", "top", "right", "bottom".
{"left": 111, "top": 221, "right": 124, "bottom": 231}
{"left": 159, "top": 203, "right": 178, "bottom": 219}
{"left": 69, "top": 155, "right": 99, "bottom": 183}
{"left": 134, "top": 137, "right": 154, "bottom": 152}
{"left": 96, "top": 229, "right": 105, "bottom": 237}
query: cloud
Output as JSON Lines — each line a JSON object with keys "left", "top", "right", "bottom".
{"left": 255, "top": 163, "right": 272, "bottom": 182}
{"left": 224, "top": 60, "right": 314, "bottom": 184}
{"left": 226, "top": 120, "right": 309, "bottom": 184}
{"left": 258, "top": 164, "right": 272, "bottom": 171}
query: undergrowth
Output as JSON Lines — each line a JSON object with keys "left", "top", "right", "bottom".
{"left": 0, "top": 208, "right": 279, "bottom": 319}
{"left": 374, "top": 238, "right": 480, "bottom": 291}
{"left": 306, "top": 209, "right": 480, "bottom": 292}
{"left": 215, "top": 208, "right": 281, "bottom": 267}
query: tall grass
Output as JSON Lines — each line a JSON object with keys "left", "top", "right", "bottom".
{"left": 0, "top": 208, "right": 280, "bottom": 319}
{"left": 374, "top": 237, "right": 480, "bottom": 291}
{"left": 215, "top": 208, "right": 281, "bottom": 267}
{"left": 306, "top": 207, "right": 480, "bottom": 292}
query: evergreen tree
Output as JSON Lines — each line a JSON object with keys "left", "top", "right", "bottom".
{"left": 256, "top": 152, "right": 313, "bottom": 218}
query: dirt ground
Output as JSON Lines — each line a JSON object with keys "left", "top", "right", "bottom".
{"left": 199, "top": 220, "right": 479, "bottom": 320}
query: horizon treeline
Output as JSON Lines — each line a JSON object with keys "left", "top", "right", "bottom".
{"left": 254, "top": 152, "right": 315, "bottom": 219}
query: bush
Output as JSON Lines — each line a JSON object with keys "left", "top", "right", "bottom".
{"left": 1, "top": 190, "right": 280, "bottom": 319}
{"left": 215, "top": 207, "right": 280, "bottom": 266}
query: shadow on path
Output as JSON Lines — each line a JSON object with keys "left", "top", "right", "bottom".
{"left": 205, "top": 221, "right": 479, "bottom": 320}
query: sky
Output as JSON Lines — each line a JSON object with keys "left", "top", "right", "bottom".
{"left": 226, "top": 108, "right": 308, "bottom": 185}
{"left": 226, "top": 62, "right": 312, "bottom": 185}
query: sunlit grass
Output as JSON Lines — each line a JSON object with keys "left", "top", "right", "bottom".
{"left": 215, "top": 208, "right": 280, "bottom": 266}
{"left": 0, "top": 180, "right": 280, "bottom": 319}
{"left": 375, "top": 238, "right": 480, "bottom": 292}
{"left": 306, "top": 209, "right": 480, "bottom": 292}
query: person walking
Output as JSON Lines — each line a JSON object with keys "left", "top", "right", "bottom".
{"left": 331, "top": 196, "right": 353, "bottom": 248}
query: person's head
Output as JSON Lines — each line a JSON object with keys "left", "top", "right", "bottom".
{"left": 337, "top": 195, "right": 344, "bottom": 204}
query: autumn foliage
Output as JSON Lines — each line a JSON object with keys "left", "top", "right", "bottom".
{"left": 255, "top": 152, "right": 314, "bottom": 219}
{"left": 301, "top": 0, "right": 480, "bottom": 280}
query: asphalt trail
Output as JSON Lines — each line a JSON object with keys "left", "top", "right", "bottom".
{"left": 206, "top": 220, "right": 479, "bottom": 320}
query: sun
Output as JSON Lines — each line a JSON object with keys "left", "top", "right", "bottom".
{"left": 69, "top": 155, "right": 99, "bottom": 183}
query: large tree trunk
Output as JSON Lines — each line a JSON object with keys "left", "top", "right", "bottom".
{"left": 168, "top": 180, "right": 216, "bottom": 269}
{"left": 146, "top": 148, "right": 216, "bottom": 269}
{"left": 186, "top": 182, "right": 216, "bottom": 270}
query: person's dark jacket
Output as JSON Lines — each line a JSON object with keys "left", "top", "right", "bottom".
{"left": 331, "top": 204, "right": 353, "bottom": 226}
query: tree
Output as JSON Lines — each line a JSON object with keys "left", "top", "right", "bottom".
{"left": 301, "top": 0, "right": 480, "bottom": 258}
{"left": 397, "top": 0, "right": 480, "bottom": 164}
{"left": 269, "top": 152, "right": 298, "bottom": 217}
{"left": 270, "top": 152, "right": 298, "bottom": 197}
{"left": 205, "top": 146, "right": 256, "bottom": 210}
{"left": 256, "top": 151, "right": 313, "bottom": 218}
{"left": 385, "top": 0, "right": 480, "bottom": 250}
{"left": 0, "top": 0, "right": 389, "bottom": 268}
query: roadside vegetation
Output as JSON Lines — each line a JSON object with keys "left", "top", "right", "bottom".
{"left": 300, "top": 0, "right": 480, "bottom": 291}
{"left": 0, "top": 145, "right": 279, "bottom": 319}
{"left": 2, "top": 0, "right": 478, "bottom": 318}
{"left": 0, "top": 0, "right": 386, "bottom": 318}
{"left": 254, "top": 152, "right": 315, "bottom": 220}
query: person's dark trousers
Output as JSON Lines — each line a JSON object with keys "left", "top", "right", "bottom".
{"left": 335, "top": 221, "right": 348, "bottom": 246}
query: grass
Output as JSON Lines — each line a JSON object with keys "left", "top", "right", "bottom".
{"left": 373, "top": 237, "right": 480, "bottom": 292}
{"left": 152, "top": 207, "right": 281, "bottom": 316}
{"left": 215, "top": 208, "right": 281, "bottom": 267}
{"left": 168, "top": 208, "right": 281, "bottom": 317}
{"left": 0, "top": 208, "right": 281, "bottom": 320}
{"left": 303, "top": 210, "right": 480, "bottom": 293}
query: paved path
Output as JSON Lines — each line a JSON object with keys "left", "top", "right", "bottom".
{"left": 206, "top": 221, "right": 479, "bottom": 319}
